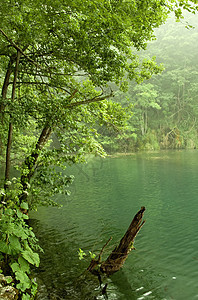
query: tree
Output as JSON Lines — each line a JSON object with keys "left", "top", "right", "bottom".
{"left": 0, "top": 0, "right": 170, "bottom": 203}
{"left": 145, "top": 12, "right": 198, "bottom": 149}
{"left": 112, "top": 11, "right": 198, "bottom": 151}
{"left": 0, "top": 0, "right": 198, "bottom": 298}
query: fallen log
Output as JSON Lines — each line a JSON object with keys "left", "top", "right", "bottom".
{"left": 87, "top": 206, "right": 145, "bottom": 276}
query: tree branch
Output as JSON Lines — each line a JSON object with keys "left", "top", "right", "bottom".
{"left": 67, "top": 91, "right": 114, "bottom": 108}
{"left": 13, "top": 81, "right": 71, "bottom": 94}
{"left": 0, "top": 28, "right": 50, "bottom": 72}
{"left": 0, "top": 29, "right": 37, "bottom": 65}
{"left": 20, "top": 125, "right": 52, "bottom": 200}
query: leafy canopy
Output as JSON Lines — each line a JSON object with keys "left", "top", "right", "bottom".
{"left": 0, "top": 0, "right": 198, "bottom": 203}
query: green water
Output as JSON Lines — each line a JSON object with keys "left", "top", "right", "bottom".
{"left": 31, "top": 150, "right": 198, "bottom": 299}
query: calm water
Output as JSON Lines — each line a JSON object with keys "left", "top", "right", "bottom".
{"left": 30, "top": 150, "right": 198, "bottom": 300}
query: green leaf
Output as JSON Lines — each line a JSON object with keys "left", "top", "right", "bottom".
{"left": 20, "top": 202, "right": 29, "bottom": 210}
{"left": 0, "top": 240, "right": 10, "bottom": 254}
{"left": 78, "top": 248, "right": 86, "bottom": 260}
{"left": 22, "top": 214, "right": 29, "bottom": 220}
{"left": 15, "top": 270, "right": 31, "bottom": 291}
{"left": 9, "top": 235, "right": 22, "bottom": 252}
{"left": 30, "top": 279, "right": 38, "bottom": 296}
{"left": 11, "top": 262, "right": 21, "bottom": 273}
{"left": 16, "top": 209, "right": 23, "bottom": 218}
{"left": 5, "top": 276, "right": 13, "bottom": 284}
{"left": 18, "top": 256, "right": 30, "bottom": 273}
{"left": 89, "top": 251, "right": 96, "bottom": 259}
{"left": 22, "top": 293, "right": 31, "bottom": 300}
{"left": 13, "top": 225, "right": 28, "bottom": 239}
{"left": 22, "top": 250, "right": 40, "bottom": 267}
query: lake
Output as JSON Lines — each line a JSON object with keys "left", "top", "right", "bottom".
{"left": 30, "top": 150, "right": 198, "bottom": 299}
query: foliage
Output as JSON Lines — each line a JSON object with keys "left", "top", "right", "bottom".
{"left": 78, "top": 248, "right": 87, "bottom": 261}
{"left": 0, "top": 0, "right": 172, "bottom": 207}
{"left": 78, "top": 248, "right": 96, "bottom": 261}
{"left": 28, "top": 167, "right": 74, "bottom": 209}
{"left": 0, "top": 205, "right": 41, "bottom": 299}
{"left": 110, "top": 13, "right": 198, "bottom": 152}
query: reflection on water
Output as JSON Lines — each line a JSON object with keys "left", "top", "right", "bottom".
{"left": 30, "top": 150, "right": 198, "bottom": 299}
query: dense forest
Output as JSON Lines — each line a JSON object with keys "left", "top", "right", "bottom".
{"left": 0, "top": 0, "right": 198, "bottom": 299}
{"left": 101, "top": 14, "right": 198, "bottom": 153}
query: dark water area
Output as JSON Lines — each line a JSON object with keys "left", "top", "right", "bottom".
{"left": 30, "top": 150, "right": 198, "bottom": 299}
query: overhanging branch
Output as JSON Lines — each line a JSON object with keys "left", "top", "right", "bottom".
{"left": 0, "top": 28, "right": 47, "bottom": 71}
{"left": 67, "top": 91, "right": 114, "bottom": 108}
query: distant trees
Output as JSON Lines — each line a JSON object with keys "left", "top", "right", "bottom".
{"left": 107, "top": 13, "right": 198, "bottom": 152}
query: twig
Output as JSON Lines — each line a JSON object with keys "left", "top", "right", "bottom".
{"left": 98, "top": 237, "right": 112, "bottom": 262}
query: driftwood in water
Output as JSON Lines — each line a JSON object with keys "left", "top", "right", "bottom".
{"left": 87, "top": 206, "right": 145, "bottom": 276}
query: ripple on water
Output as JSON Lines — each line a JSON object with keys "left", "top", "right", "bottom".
{"left": 32, "top": 152, "right": 198, "bottom": 299}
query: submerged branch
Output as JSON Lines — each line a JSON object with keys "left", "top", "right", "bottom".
{"left": 87, "top": 207, "right": 146, "bottom": 276}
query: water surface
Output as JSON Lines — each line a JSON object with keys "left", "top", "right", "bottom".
{"left": 31, "top": 150, "right": 198, "bottom": 299}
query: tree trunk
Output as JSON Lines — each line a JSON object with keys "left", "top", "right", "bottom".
{"left": 4, "top": 123, "right": 13, "bottom": 183}
{"left": 88, "top": 206, "right": 146, "bottom": 276}
{"left": 4, "top": 51, "right": 21, "bottom": 189}
{"left": 0, "top": 60, "right": 13, "bottom": 156}
{"left": 0, "top": 60, "right": 14, "bottom": 113}
{"left": 20, "top": 125, "right": 52, "bottom": 197}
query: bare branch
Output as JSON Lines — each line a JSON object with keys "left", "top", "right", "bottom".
{"left": 98, "top": 237, "right": 112, "bottom": 262}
